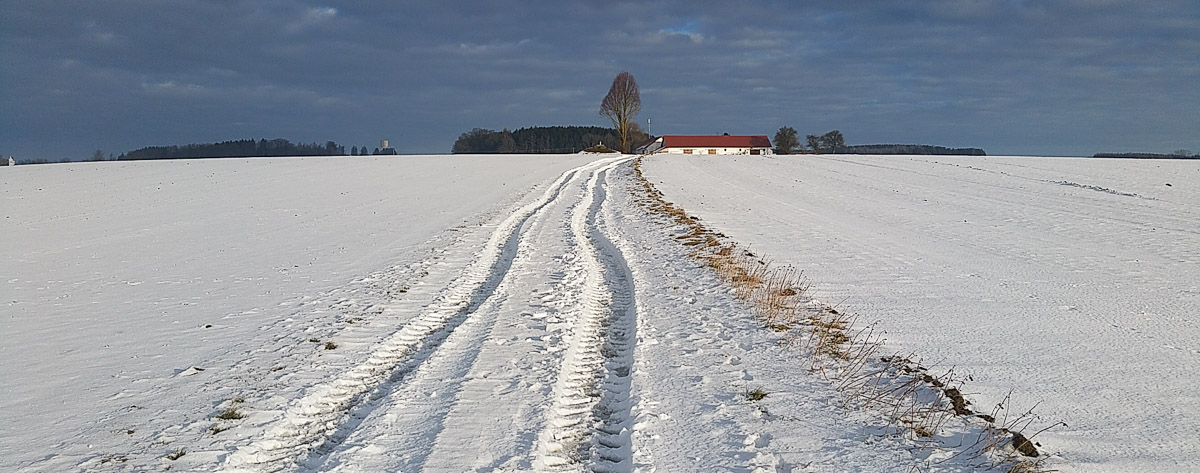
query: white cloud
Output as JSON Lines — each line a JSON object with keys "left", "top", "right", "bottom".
{"left": 285, "top": 6, "right": 338, "bottom": 33}
{"left": 141, "top": 80, "right": 207, "bottom": 97}
{"left": 430, "top": 39, "right": 533, "bottom": 56}
{"left": 659, "top": 29, "right": 705, "bottom": 44}
{"left": 82, "top": 20, "right": 122, "bottom": 45}
{"left": 141, "top": 80, "right": 348, "bottom": 109}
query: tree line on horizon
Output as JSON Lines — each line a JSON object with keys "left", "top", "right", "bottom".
{"left": 453, "top": 72, "right": 651, "bottom": 155}
{"left": 772, "top": 128, "right": 846, "bottom": 154}
{"left": 1093, "top": 150, "right": 1197, "bottom": 159}
{"left": 451, "top": 125, "right": 648, "bottom": 154}
{"left": 839, "top": 144, "right": 986, "bottom": 156}
{"left": 118, "top": 139, "right": 349, "bottom": 161}
{"left": 4, "top": 139, "right": 382, "bottom": 165}
{"left": 772, "top": 127, "right": 986, "bottom": 155}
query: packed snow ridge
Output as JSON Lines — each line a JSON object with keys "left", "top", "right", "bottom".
{"left": 3, "top": 153, "right": 1197, "bottom": 472}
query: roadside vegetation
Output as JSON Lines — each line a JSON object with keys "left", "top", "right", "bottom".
{"left": 631, "top": 155, "right": 1059, "bottom": 471}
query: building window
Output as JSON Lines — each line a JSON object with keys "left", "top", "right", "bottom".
{"left": 683, "top": 149, "right": 693, "bottom": 154}
{"left": 708, "top": 149, "right": 716, "bottom": 154}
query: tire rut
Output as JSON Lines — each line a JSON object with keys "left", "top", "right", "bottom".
{"left": 535, "top": 160, "right": 638, "bottom": 472}
{"left": 221, "top": 157, "right": 624, "bottom": 473}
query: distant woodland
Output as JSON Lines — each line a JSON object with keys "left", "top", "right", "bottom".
{"left": 1093, "top": 151, "right": 1197, "bottom": 159}
{"left": 452, "top": 126, "right": 646, "bottom": 154}
{"left": 773, "top": 128, "right": 985, "bottom": 156}
{"left": 120, "top": 139, "right": 348, "bottom": 160}
{"left": 837, "top": 144, "right": 987, "bottom": 156}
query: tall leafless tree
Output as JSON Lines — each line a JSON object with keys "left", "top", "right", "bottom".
{"left": 805, "top": 129, "right": 845, "bottom": 153}
{"left": 600, "top": 71, "right": 641, "bottom": 153}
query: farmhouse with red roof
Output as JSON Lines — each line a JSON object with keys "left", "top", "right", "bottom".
{"left": 637, "top": 135, "right": 773, "bottom": 155}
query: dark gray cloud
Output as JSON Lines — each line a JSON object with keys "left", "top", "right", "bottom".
{"left": 2, "top": 0, "right": 1197, "bottom": 159}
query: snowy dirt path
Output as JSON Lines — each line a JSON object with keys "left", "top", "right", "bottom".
{"left": 220, "top": 157, "right": 970, "bottom": 473}
{"left": 7, "top": 155, "right": 1009, "bottom": 473}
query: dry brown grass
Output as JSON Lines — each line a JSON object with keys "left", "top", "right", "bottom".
{"left": 744, "top": 387, "right": 768, "bottom": 401}
{"left": 215, "top": 407, "right": 244, "bottom": 420}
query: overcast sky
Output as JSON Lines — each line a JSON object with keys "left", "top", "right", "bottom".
{"left": 2, "top": 0, "right": 1197, "bottom": 159}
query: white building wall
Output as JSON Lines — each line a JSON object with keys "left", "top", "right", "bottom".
{"left": 660, "top": 147, "right": 772, "bottom": 155}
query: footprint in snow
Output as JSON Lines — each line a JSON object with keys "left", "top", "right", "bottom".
{"left": 744, "top": 432, "right": 771, "bottom": 448}
{"left": 173, "top": 366, "right": 206, "bottom": 377}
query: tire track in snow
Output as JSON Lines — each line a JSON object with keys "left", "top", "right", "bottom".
{"left": 221, "top": 157, "right": 626, "bottom": 473}
{"left": 319, "top": 169, "right": 590, "bottom": 472}
{"left": 535, "top": 160, "right": 638, "bottom": 472}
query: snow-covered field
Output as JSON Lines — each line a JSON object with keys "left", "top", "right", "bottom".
{"left": 0, "top": 155, "right": 598, "bottom": 471}
{"left": 3, "top": 153, "right": 1196, "bottom": 472}
{"left": 643, "top": 154, "right": 1200, "bottom": 472}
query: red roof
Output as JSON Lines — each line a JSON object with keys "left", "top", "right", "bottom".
{"left": 661, "top": 135, "right": 772, "bottom": 148}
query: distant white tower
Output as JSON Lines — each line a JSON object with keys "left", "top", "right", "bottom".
{"left": 381, "top": 139, "right": 389, "bottom": 149}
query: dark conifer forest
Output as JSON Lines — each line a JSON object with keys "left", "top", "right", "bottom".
{"left": 452, "top": 126, "right": 643, "bottom": 154}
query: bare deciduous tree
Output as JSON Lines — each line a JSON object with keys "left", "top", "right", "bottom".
{"left": 821, "top": 130, "right": 845, "bottom": 152}
{"left": 806, "top": 130, "right": 846, "bottom": 153}
{"left": 600, "top": 71, "right": 641, "bottom": 153}
{"left": 804, "top": 135, "right": 818, "bottom": 153}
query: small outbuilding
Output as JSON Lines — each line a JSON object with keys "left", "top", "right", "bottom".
{"left": 637, "top": 135, "right": 773, "bottom": 155}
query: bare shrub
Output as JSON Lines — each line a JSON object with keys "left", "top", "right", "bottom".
{"left": 744, "top": 387, "right": 768, "bottom": 401}
{"left": 215, "top": 406, "right": 245, "bottom": 420}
